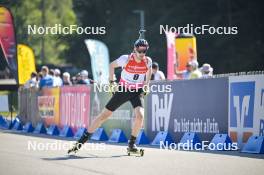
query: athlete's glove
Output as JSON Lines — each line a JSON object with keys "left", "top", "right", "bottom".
{"left": 142, "top": 83, "right": 150, "bottom": 96}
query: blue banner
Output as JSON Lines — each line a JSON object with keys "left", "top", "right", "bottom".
{"left": 145, "top": 77, "right": 229, "bottom": 142}
{"left": 229, "top": 75, "right": 264, "bottom": 147}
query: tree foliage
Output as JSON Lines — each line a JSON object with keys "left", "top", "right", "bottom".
{"left": 2, "top": 0, "right": 263, "bottom": 73}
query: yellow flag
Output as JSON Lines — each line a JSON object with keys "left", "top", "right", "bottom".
{"left": 18, "top": 44, "right": 36, "bottom": 84}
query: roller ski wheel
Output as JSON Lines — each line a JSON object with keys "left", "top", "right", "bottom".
{"left": 127, "top": 148, "right": 144, "bottom": 157}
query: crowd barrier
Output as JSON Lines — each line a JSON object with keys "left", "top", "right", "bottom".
{"left": 16, "top": 74, "right": 264, "bottom": 149}
{"left": 145, "top": 77, "right": 229, "bottom": 143}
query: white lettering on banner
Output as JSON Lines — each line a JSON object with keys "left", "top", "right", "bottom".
{"left": 60, "top": 93, "right": 71, "bottom": 126}
{"left": 61, "top": 93, "right": 87, "bottom": 129}
{"left": 151, "top": 93, "right": 173, "bottom": 131}
{"left": 234, "top": 96, "right": 250, "bottom": 129}
{"left": 233, "top": 95, "right": 252, "bottom": 145}
{"left": 174, "top": 118, "right": 219, "bottom": 133}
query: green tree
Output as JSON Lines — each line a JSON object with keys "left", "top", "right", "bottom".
{"left": 4, "top": 0, "right": 76, "bottom": 65}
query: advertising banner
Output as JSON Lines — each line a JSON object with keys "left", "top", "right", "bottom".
{"left": 84, "top": 39, "right": 110, "bottom": 84}
{"left": 38, "top": 87, "right": 60, "bottom": 126}
{"left": 60, "top": 85, "right": 90, "bottom": 132}
{"left": 17, "top": 44, "right": 36, "bottom": 85}
{"left": 175, "top": 35, "right": 197, "bottom": 78}
{"left": 146, "top": 78, "right": 229, "bottom": 142}
{"left": 0, "top": 6, "right": 18, "bottom": 87}
{"left": 166, "top": 32, "right": 177, "bottom": 80}
{"left": 229, "top": 75, "right": 264, "bottom": 147}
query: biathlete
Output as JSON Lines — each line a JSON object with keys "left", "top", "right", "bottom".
{"left": 68, "top": 33, "right": 152, "bottom": 155}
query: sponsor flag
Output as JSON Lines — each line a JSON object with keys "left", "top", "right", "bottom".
{"left": 175, "top": 34, "right": 197, "bottom": 71}
{"left": 17, "top": 44, "right": 36, "bottom": 85}
{"left": 0, "top": 6, "right": 18, "bottom": 85}
{"left": 84, "top": 39, "right": 110, "bottom": 84}
{"left": 165, "top": 32, "right": 177, "bottom": 80}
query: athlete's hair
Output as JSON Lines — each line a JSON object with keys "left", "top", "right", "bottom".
{"left": 134, "top": 39, "right": 149, "bottom": 49}
{"left": 134, "top": 30, "right": 149, "bottom": 49}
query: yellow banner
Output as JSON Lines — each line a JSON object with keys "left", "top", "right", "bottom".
{"left": 18, "top": 44, "right": 36, "bottom": 84}
{"left": 38, "top": 87, "right": 60, "bottom": 126}
{"left": 175, "top": 35, "right": 197, "bottom": 71}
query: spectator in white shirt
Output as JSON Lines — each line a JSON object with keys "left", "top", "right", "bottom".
{"left": 62, "top": 72, "right": 72, "bottom": 85}
{"left": 189, "top": 60, "right": 202, "bottom": 79}
{"left": 24, "top": 72, "right": 38, "bottom": 88}
{"left": 200, "top": 63, "right": 213, "bottom": 78}
{"left": 151, "top": 62, "right": 165, "bottom": 80}
{"left": 53, "top": 68, "right": 63, "bottom": 87}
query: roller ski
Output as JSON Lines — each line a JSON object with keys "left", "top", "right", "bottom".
{"left": 127, "top": 143, "right": 144, "bottom": 157}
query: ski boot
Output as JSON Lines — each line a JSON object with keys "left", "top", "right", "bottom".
{"left": 127, "top": 143, "right": 144, "bottom": 156}
{"left": 68, "top": 131, "right": 91, "bottom": 154}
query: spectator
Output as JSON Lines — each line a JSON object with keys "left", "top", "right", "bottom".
{"left": 151, "top": 62, "right": 165, "bottom": 80}
{"left": 24, "top": 72, "right": 38, "bottom": 88}
{"left": 200, "top": 63, "right": 213, "bottom": 78}
{"left": 39, "top": 66, "right": 54, "bottom": 89}
{"left": 63, "top": 72, "right": 72, "bottom": 85}
{"left": 53, "top": 68, "right": 63, "bottom": 86}
{"left": 72, "top": 73, "right": 81, "bottom": 85}
{"left": 71, "top": 76, "right": 76, "bottom": 85}
{"left": 38, "top": 72, "right": 43, "bottom": 80}
{"left": 77, "top": 70, "right": 90, "bottom": 85}
{"left": 175, "top": 61, "right": 193, "bottom": 79}
{"left": 49, "top": 69, "right": 55, "bottom": 77}
{"left": 189, "top": 60, "right": 202, "bottom": 79}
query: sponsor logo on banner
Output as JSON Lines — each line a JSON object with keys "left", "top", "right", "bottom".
{"left": 229, "top": 82, "right": 255, "bottom": 145}
{"left": 151, "top": 93, "right": 173, "bottom": 131}
{"left": 38, "top": 96, "right": 55, "bottom": 118}
{"left": 38, "top": 88, "right": 60, "bottom": 126}
{"left": 147, "top": 78, "right": 228, "bottom": 142}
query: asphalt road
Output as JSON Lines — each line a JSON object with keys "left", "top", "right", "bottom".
{"left": 0, "top": 130, "right": 263, "bottom": 175}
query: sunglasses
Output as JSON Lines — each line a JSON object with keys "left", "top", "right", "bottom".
{"left": 136, "top": 49, "right": 147, "bottom": 54}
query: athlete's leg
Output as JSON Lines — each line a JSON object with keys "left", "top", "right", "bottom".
{"left": 73, "top": 108, "right": 112, "bottom": 147}
{"left": 68, "top": 108, "right": 112, "bottom": 153}
{"left": 88, "top": 108, "right": 112, "bottom": 133}
{"left": 131, "top": 106, "right": 144, "bottom": 137}
{"left": 128, "top": 92, "right": 144, "bottom": 151}
{"left": 68, "top": 90, "right": 130, "bottom": 153}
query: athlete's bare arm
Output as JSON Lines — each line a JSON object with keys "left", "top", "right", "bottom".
{"left": 145, "top": 65, "right": 152, "bottom": 84}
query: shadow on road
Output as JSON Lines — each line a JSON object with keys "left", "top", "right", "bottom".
{"left": 41, "top": 154, "right": 129, "bottom": 161}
